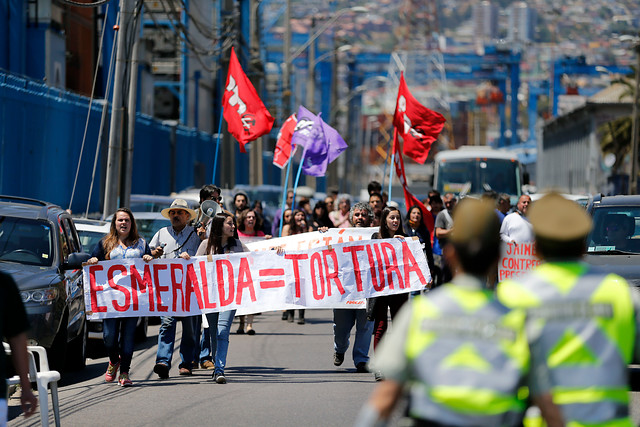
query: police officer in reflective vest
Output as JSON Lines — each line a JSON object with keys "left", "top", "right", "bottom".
{"left": 356, "top": 198, "right": 531, "bottom": 427}
{"left": 497, "top": 192, "right": 640, "bottom": 427}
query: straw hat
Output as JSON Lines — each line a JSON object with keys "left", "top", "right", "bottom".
{"left": 161, "top": 199, "right": 197, "bottom": 221}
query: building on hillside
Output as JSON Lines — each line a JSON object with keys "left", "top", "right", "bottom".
{"left": 508, "top": 2, "right": 536, "bottom": 44}
{"left": 472, "top": 1, "right": 498, "bottom": 49}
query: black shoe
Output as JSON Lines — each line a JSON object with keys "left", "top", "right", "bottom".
{"left": 356, "top": 362, "right": 369, "bottom": 373}
{"left": 213, "top": 373, "right": 227, "bottom": 384}
{"left": 334, "top": 352, "right": 345, "bottom": 366}
{"left": 153, "top": 363, "right": 169, "bottom": 379}
{"left": 281, "top": 312, "right": 288, "bottom": 320}
{"left": 297, "top": 318, "right": 305, "bottom": 325}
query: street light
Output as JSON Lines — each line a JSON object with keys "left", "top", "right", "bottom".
{"left": 307, "top": 44, "right": 352, "bottom": 110}
{"left": 620, "top": 35, "right": 640, "bottom": 194}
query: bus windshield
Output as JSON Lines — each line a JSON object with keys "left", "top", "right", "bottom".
{"left": 436, "top": 158, "right": 520, "bottom": 196}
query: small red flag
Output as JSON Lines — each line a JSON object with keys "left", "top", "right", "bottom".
{"left": 393, "top": 73, "right": 446, "bottom": 164}
{"left": 392, "top": 129, "right": 434, "bottom": 237}
{"left": 222, "top": 47, "right": 274, "bottom": 153}
{"left": 273, "top": 114, "right": 297, "bottom": 168}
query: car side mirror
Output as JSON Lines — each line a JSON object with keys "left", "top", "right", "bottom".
{"left": 63, "top": 252, "right": 91, "bottom": 270}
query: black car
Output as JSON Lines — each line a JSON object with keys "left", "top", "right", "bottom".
{"left": 0, "top": 195, "right": 91, "bottom": 371}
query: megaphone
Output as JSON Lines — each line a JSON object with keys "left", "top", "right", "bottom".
{"left": 200, "top": 200, "right": 221, "bottom": 218}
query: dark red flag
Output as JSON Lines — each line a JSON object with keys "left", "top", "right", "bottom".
{"left": 393, "top": 73, "right": 446, "bottom": 164}
{"left": 273, "top": 114, "right": 297, "bottom": 168}
{"left": 223, "top": 47, "right": 274, "bottom": 153}
{"left": 392, "top": 129, "right": 434, "bottom": 237}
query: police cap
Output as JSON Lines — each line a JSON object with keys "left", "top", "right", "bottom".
{"left": 450, "top": 198, "right": 500, "bottom": 247}
{"left": 528, "top": 192, "right": 592, "bottom": 241}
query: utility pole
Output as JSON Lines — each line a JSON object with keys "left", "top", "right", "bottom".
{"left": 305, "top": 17, "right": 316, "bottom": 110}
{"left": 103, "top": 0, "right": 134, "bottom": 219}
{"left": 282, "top": 0, "right": 291, "bottom": 120}
{"left": 121, "top": 3, "right": 142, "bottom": 209}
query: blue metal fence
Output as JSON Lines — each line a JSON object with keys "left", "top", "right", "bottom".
{"left": 0, "top": 71, "right": 216, "bottom": 214}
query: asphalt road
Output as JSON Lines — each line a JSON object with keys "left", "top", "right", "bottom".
{"left": 8, "top": 309, "right": 640, "bottom": 426}
{"left": 8, "top": 310, "right": 379, "bottom": 427}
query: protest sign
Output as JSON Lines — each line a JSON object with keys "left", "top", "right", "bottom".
{"left": 497, "top": 242, "right": 541, "bottom": 281}
{"left": 84, "top": 237, "right": 430, "bottom": 318}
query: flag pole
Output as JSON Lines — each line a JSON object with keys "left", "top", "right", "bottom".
{"left": 291, "top": 146, "right": 308, "bottom": 211}
{"left": 278, "top": 143, "right": 296, "bottom": 237}
{"left": 381, "top": 134, "right": 393, "bottom": 194}
{"left": 212, "top": 109, "right": 224, "bottom": 184}
{"left": 387, "top": 129, "right": 398, "bottom": 200}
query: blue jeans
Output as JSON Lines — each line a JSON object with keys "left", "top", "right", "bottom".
{"left": 194, "top": 316, "right": 212, "bottom": 363}
{"left": 333, "top": 309, "right": 373, "bottom": 367}
{"left": 155, "top": 316, "right": 197, "bottom": 370}
{"left": 205, "top": 310, "right": 236, "bottom": 374}
{"left": 103, "top": 317, "right": 138, "bottom": 373}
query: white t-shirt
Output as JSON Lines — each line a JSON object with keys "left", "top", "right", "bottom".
{"left": 500, "top": 212, "right": 534, "bottom": 243}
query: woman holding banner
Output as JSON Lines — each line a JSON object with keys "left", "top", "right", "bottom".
{"left": 404, "top": 205, "right": 435, "bottom": 295}
{"left": 196, "top": 211, "right": 249, "bottom": 384}
{"left": 367, "top": 206, "right": 409, "bottom": 381}
{"left": 86, "top": 208, "right": 153, "bottom": 387}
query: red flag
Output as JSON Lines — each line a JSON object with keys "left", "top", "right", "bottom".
{"left": 393, "top": 73, "right": 446, "bottom": 164}
{"left": 223, "top": 47, "right": 274, "bottom": 153}
{"left": 273, "top": 114, "right": 297, "bottom": 168}
{"left": 392, "top": 129, "right": 434, "bottom": 238}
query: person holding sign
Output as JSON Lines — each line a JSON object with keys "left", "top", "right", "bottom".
{"left": 498, "top": 193, "right": 640, "bottom": 426}
{"left": 86, "top": 207, "right": 153, "bottom": 387}
{"left": 500, "top": 194, "right": 533, "bottom": 244}
{"left": 357, "top": 199, "right": 531, "bottom": 427}
{"left": 367, "top": 206, "right": 409, "bottom": 381}
{"left": 282, "top": 209, "right": 313, "bottom": 324}
{"left": 196, "top": 211, "right": 249, "bottom": 384}
{"left": 151, "top": 199, "right": 201, "bottom": 379}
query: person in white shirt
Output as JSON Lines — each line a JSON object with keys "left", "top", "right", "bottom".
{"left": 500, "top": 194, "right": 533, "bottom": 244}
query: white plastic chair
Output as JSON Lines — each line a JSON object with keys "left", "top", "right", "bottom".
{"left": 4, "top": 343, "right": 61, "bottom": 427}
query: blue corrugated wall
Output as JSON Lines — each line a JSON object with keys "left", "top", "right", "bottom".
{"left": 0, "top": 71, "right": 216, "bottom": 214}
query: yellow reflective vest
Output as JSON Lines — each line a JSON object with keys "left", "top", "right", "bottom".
{"left": 497, "top": 262, "right": 636, "bottom": 427}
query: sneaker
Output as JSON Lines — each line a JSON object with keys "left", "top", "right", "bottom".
{"left": 153, "top": 363, "right": 169, "bottom": 379}
{"left": 297, "top": 318, "right": 305, "bottom": 325}
{"left": 118, "top": 372, "right": 133, "bottom": 387}
{"left": 105, "top": 361, "right": 120, "bottom": 382}
{"left": 200, "top": 360, "right": 215, "bottom": 370}
{"left": 214, "top": 373, "right": 227, "bottom": 384}
{"left": 356, "top": 362, "right": 369, "bottom": 373}
{"left": 179, "top": 367, "right": 192, "bottom": 376}
{"left": 281, "top": 312, "right": 288, "bottom": 321}
{"left": 374, "top": 371, "right": 384, "bottom": 382}
{"left": 236, "top": 328, "right": 245, "bottom": 334}
{"left": 334, "top": 352, "right": 345, "bottom": 366}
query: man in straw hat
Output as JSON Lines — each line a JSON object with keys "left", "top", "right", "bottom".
{"left": 497, "top": 193, "right": 640, "bottom": 426}
{"left": 150, "top": 199, "right": 202, "bottom": 379}
{"left": 356, "top": 198, "right": 532, "bottom": 427}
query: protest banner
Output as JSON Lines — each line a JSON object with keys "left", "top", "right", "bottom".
{"left": 83, "top": 237, "right": 430, "bottom": 319}
{"left": 497, "top": 242, "right": 541, "bottom": 281}
{"left": 243, "top": 227, "right": 377, "bottom": 252}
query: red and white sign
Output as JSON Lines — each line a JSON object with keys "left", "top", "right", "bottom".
{"left": 83, "top": 238, "right": 430, "bottom": 318}
{"left": 498, "top": 242, "right": 541, "bottom": 281}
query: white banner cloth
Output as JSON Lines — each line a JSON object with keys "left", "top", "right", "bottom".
{"left": 498, "top": 242, "right": 541, "bottom": 281}
{"left": 83, "top": 237, "right": 430, "bottom": 318}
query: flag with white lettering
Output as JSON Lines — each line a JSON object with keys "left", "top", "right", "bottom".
{"left": 223, "top": 47, "right": 274, "bottom": 153}
{"left": 273, "top": 114, "right": 297, "bottom": 168}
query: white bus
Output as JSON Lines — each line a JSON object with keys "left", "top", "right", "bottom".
{"left": 433, "top": 146, "right": 527, "bottom": 200}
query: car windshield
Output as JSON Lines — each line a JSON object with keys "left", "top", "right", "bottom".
{"left": 0, "top": 216, "right": 53, "bottom": 266}
{"left": 436, "top": 158, "right": 520, "bottom": 196}
{"left": 587, "top": 207, "right": 640, "bottom": 254}
{"left": 77, "top": 230, "right": 104, "bottom": 253}
{"left": 137, "top": 218, "right": 170, "bottom": 242}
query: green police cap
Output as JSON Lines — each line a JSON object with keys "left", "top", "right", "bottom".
{"left": 528, "top": 192, "right": 592, "bottom": 241}
{"left": 450, "top": 198, "right": 500, "bottom": 247}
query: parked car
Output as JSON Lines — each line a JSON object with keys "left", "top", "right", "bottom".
{"left": 74, "top": 218, "right": 149, "bottom": 343}
{"left": 0, "top": 195, "right": 91, "bottom": 371}
{"left": 129, "top": 194, "right": 199, "bottom": 213}
{"left": 584, "top": 194, "right": 640, "bottom": 389}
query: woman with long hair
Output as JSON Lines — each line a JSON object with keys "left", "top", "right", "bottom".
{"left": 367, "top": 206, "right": 409, "bottom": 381}
{"left": 312, "top": 201, "right": 334, "bottom": 229}
{"left": 196, "top": 211, "right": 249, "bottom": 384}
{"left": 237, "top": 208, "right": 270, "bottom": 238}
{"left": 87, "top": 208, "right": 153, "bottom": 387}
{"left": 404, "top": 204, "right": 435, "bottom": 292}
{"left": 281, "top": 209, "right": 311, "bottom": 323}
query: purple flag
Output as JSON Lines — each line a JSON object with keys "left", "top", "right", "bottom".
{"left": 290, "top": 106, "right": 347, "bottom": 177}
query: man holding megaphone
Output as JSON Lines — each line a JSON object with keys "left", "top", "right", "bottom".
{"left": 194, "top": 184, "right": 223, "bottom": 240}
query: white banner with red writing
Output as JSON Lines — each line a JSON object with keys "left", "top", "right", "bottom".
{"left": 83, "top": 237, "right": 430, "bottom": 319}
{"left": 242, "top": 227, "right": 377, "bottom": 252}
{"left": 498, "top": 242, "right": 541, "bottom": 281}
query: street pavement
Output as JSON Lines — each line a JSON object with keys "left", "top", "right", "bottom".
{"left": 8, "top": 310, "right": 380, "bottom": 427}
{"left": 8, "top": 309, "right": 640, "bottom": 426}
